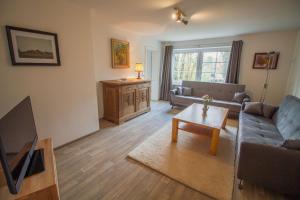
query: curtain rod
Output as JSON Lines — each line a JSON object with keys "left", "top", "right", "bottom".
{"left": 173, "top": 46, "right": 232, "bottom": 51}
{"left": 164, "top": 41, "right": 232, "bottom": 49}
{"left": 175, "top": 43, "right": 231, "bottom": 48}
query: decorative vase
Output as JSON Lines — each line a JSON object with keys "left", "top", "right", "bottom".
{"left": 202, "top": 105, "right": 208, "bottom": 117}
{"left": 201, "top": 95, "right": 212, "bottom": 118}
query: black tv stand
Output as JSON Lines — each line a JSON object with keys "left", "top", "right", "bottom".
{"left": 25, "top": 149, "right": 45, "bottom": 177}
{"left": 11, "top": 149, "right": 45, "bottom": 180}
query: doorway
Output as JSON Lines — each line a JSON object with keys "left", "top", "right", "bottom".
{"left": 144, "top": 46, "right": 159, "bottom": 100}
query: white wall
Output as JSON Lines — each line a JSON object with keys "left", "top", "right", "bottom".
{"left": 163, "top": 30, "right": 297, "bottom": 105}
{"left": 286, "top": 30, "right": 300, "bottom": 98}
{"left": 90, "top": 10, "right": 161, "bottom": 118}
{"left": 239, "top": 31, "right": 297, "bottom": 105}
{"left": 0, "top": 0, "right": 99, "bottom": 147}
{"left": 0, "top": 1, "right": 162, "bottom": 147}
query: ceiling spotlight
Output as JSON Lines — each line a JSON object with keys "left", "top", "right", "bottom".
{"left": 172, "top": 13, "right": 177, "bottom": 20}
{"left": 173, "top": 7, "right": 188, "bottom": 25}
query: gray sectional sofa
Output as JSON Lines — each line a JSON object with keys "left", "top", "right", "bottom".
{"left": 170, "top": 81, "right": 250, "bottom": 118}
{"left": 237, "top": 95, "right": 300, "bottom": 197}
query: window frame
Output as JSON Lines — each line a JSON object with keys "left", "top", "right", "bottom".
{"left": 171, "top": 46, "right": 231, "bottom": 85}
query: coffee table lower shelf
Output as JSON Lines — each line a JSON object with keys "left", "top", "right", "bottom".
{"left": 172, "top": 119, "right": 222, "bottom": 156}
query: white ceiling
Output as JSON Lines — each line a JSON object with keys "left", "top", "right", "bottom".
{"left": 72, "top": 0, "right": 300, "bottom": 41}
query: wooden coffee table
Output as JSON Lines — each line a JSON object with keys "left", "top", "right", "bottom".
{"left": 172, "top": 103, "right": 229, "bottom": 155}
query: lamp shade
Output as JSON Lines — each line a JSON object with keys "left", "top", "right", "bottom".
{"left": 135, "top": 63, "right": 143, "bottom": 72}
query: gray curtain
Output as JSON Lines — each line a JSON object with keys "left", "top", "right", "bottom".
{"left": 226, "top": 40, "right": 243, "bottom": 84}
{"left": 160, "top": 45, "right": 173, "bottom": 101}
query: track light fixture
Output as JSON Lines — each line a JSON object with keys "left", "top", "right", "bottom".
{"left": 172, "top": 7, "right": 188, "bottom": 25}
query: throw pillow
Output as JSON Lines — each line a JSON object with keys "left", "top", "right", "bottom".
{"left": 176, "top": 87, "right": 183, "bottom": 95}
{"left": 232, "top": 92, "right": 247, "bottom": 103}
{"left": 243, "top": 102, "right": 263, "bottom": 116}
{"left": 262, "top": 104, "right": 278, "bottom": 119}
{"left": 182, "top": 87, "right": 192, "bottom": 96}
{"left": 282, "top": 140, "right": 300, "bottom": 150}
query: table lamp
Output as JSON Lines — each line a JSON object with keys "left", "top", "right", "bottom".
{"left": 135, "top": 63, "right": 143, "bottom": 79}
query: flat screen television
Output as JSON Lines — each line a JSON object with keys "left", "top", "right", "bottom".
{"left": 0, "top": 96, "right": 44, "bottom": 194}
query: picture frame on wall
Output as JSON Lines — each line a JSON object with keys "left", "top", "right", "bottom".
{"left": 6, "top": 26, "right": 61, "bottom": 66}
{"left": 111, "top": 39, "right": 130, "bottom": 68}
{"left": 252, "top": 52, "right": 279, "bottom": 69}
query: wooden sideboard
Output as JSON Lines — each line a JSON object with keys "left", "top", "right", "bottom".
{"left": 0, "top": 138, "right": 59, "bottom": 200}
{"left": 101, "top": 79, "right": 151, "bottom": 124}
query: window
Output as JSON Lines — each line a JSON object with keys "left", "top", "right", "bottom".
{"left": 172, "top": 47, "right": 231, "bottom": 84}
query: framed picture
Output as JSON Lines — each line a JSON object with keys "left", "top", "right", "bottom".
{"left": 253, "top": 52, "right": 279, "bottom": 69}
{"left": 111, "top": 39, "right": 130, "bottom": 68}
{"left": 6, "top": 26, "right": 61, "bottom": 66}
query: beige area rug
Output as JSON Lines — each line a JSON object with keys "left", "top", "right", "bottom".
{"left": 128, "top": 122, "right": 237, "bottom": 200}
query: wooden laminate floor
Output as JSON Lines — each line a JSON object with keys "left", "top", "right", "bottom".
{"left": 55, "top": 101, "right": 290, "bottom": 200}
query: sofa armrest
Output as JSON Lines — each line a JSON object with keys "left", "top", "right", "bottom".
{"left": 241, "top": 95, "right": 251, "bottom": 110}
{"left": 170, "top": 89, "right": 178, "bottom": 96}
{"left": 169, "top": 89, "right": 178, "bottom": 106}
{"left": 242, "top": 97, "right": 251, "bottom": 103}
{"left": 237, "top": 142, "right": 300, "bottom": 196}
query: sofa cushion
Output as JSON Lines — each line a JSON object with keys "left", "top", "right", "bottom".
{"left": 176, "top": 86, "right": 192, "bottom": 96}
{"left": 239, "top": 112, "right": 284, "bottom": 147}
{"left": 262, "top": 104, "right": 278, "bottom": 119}
{"left": 232, "top": 92, "right": 247, "bottom": 103}
{"left": 273, "top": 95, "right": 300, "bottom": 140}
{"left": 182, "top": 81, "right": 245, "bottom": 101}
{"left": 244, "top": 102, "right": 263, "bottom": 116}
{"left": 182, "top": 87, "right": 192, "bottom": 96}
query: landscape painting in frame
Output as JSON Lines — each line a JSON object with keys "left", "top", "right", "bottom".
{"left": 253, "top": 52, "right": 279, "bottom": 69}
{"left": 6, "top": 26, "right": 61, "bottom": 66}
{"left": 111, "top": 39, "right": 130, "bottom": 68}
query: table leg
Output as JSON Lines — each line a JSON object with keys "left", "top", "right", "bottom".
{"left": 222, "top": 118, "right": 227, "bottom": 129}
{"left": 172, "top": 118, "right": 179, "bottom": 142}
{"left": 210, "top": 128, "right": 220, "bottom": 155}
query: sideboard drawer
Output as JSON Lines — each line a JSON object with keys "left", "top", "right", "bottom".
{"left": 122, "top": 85, "right": 137, "bottom": 93}
{"left": 138, "top": 83, "right": 151, "bottom": 89}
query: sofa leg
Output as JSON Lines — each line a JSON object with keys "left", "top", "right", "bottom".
{"left": 238, "top": 180, "right": 244, "bottom": 190}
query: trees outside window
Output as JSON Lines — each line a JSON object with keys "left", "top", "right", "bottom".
{"left": 172, "top": 47, "right": 231, "bottom": 85}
